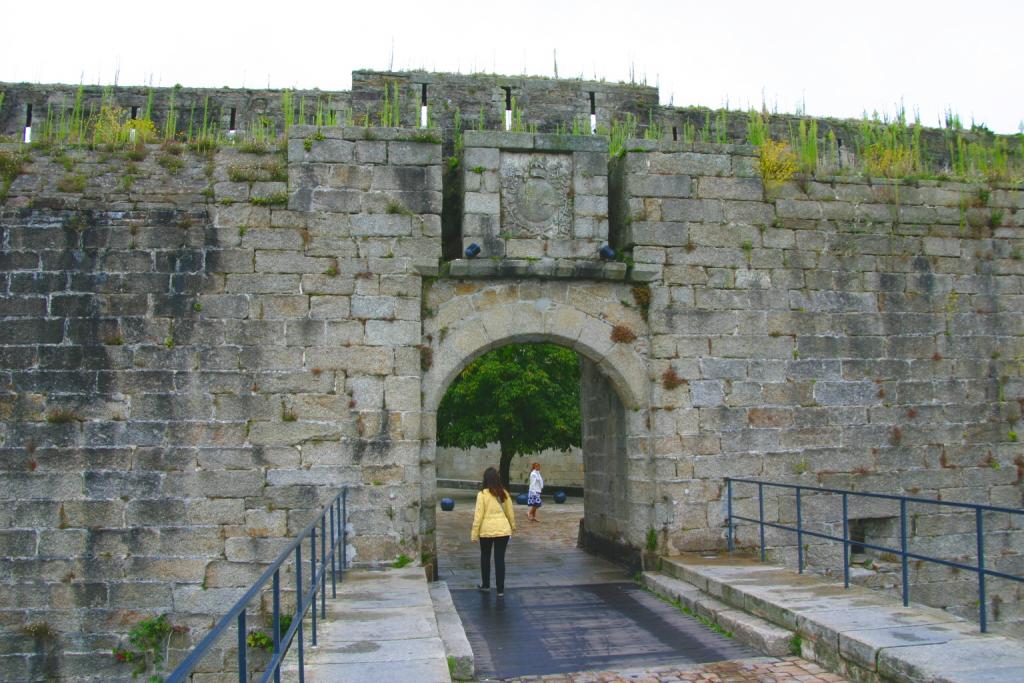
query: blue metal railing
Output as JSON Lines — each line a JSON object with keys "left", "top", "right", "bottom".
{"left": 166, "top": 488, "right": 348, "bottom": 683}
{"left": 725, "top": 477, "right": 1024, "bottom": 633}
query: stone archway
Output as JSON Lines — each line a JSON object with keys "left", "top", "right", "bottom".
{"left": 419, "top": 281, "right": 654, "bottom": 569}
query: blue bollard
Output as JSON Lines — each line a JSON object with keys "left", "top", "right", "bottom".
{"left": 554, "top": 491, "right": 567, "bottom": 504}
{"left": 440, "top": 497, "right": 455, "bottom": 511}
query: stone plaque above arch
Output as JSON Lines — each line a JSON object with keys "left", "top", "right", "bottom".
{"left": 500, "top": 152, "right": 573, "bottom": 239}
{"left": 461, "top": 131, "right": 610, "bottom": 263}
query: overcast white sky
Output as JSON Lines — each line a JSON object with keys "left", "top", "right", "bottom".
{"left": 2, "top": 0, "right": 1021, "bottom": 133}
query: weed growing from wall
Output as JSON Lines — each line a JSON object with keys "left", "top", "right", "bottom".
{"left": 758, "top": 140, "right": 797, "bottom": 190}
{"left": 0, "top": 149, "right": 28, "bottom": 204}
{"left": 609, "top": 113, "right": 638, "bottom": 157}
{"left": 790, "top": 118, "right": 819, "bottom": 176}
{"left": 111, "top": 614, "right": 188, "bottom": 681}
{"left": 379, "top": 82, "right": 402, "bottom": 127}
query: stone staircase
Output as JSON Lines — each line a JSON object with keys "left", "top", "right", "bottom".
{"left": 641, "top": 569, "right": 793, "bottom": 657}
{"left": 643, "top": 553, "right": 1024, "bottom": 683}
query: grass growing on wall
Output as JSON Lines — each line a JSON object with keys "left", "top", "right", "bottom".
{"left": 737, "top": 105, "right": 1024, "bottom": 185}
{"left": 790, "top": 118, "right": 819, "bottom": 176}
{"left": 379, "top": 82, "right": 402, "bottom": 127}
{"left": 608, "top": 113, "right": 638, "bottom": 157}
{"left": 23, "top": 87, "right": 308, "bottom": 157}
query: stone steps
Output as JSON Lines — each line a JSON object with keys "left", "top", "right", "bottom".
{"left": 641, "top": 571, "right": 793, "bottom": 657}
{"left": 659, "top": 553, "right": 1024, "bottom": 683}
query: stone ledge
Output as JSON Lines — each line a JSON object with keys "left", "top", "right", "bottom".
{"left": 463, "top": 130, "right": 609, "bottom": 153}
{"left": 660, "top": 553, "right": 1024, "bottom": 683}
{"left": 622, "top": 138, "right": 758, "bottom": 156}
{"left": 288, "top": 124, "right": 443, "bottom": 143}
{"left": 447, "top": 258, "right": 628, "bottom": 281}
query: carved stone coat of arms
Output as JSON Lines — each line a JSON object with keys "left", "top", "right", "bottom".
{"left": 499, "top": 153, "right": 573, "bottom": 239}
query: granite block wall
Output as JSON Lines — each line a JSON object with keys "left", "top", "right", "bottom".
{"left": 0, "top": 125, "right": 441, "bottom": 680}
{"left": 616, "top": 138, "right": 1024, "bottom": 632}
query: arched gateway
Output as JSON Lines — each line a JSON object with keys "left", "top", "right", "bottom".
{"left": 420, "top": 281, "right": 658, "bottom": 568}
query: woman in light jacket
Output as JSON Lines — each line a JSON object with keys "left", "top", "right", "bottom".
{"left": 471, "top": 467, "right": 516, "bottom": 597}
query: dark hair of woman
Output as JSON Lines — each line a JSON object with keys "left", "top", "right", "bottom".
{"left": 482, "top": 467, "right": 507, "bottom": 502}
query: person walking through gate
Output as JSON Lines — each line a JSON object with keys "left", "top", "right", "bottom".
{"left": 471, "top": 467, "right": 515, "bottom": 597}
{"left": 527, "top": 462, "right": 543, "bottom": 522}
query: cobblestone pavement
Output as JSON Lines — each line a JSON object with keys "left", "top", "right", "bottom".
{"left": 494, "top": 656, "right": 848, "bottom": 682}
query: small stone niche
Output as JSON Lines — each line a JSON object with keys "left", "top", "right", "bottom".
{"left": 461, "top": 130, "right": 610, "bottom": 262}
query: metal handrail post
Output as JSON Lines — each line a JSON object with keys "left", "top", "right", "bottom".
{"left": 842, "top": 493, "right": 849, "bottom": 588}
{"left": 321, "top": 515, "right": 327, "bottom": 619}
{"left": 726, "top": 478, "right": 734, "bottom": 553}
{"left": 900, "top": 498, "right": 909, "bottom": 607}
{"left": 758, "top": 482, "right": 765, "bottom": 562}
{"left": 330, "top": 504, "right": 337, "bottom": 598}
{"left": 310, "top": 527, "right": 317, "bottom": 647}
{"left": 342, "top": 490, "right": 348, "bottom": 575}
{"left": 796, "top": 487, "right": 804, "bottom": 574}
{"left": 272, "top": 570, "right": 281, "bottom": 683}
{"left": 976, "top": 509, "right": 987, "bottom": 633}
{"left": 296, "top": 545, "right": 304, "bottom": 683}
{"left": 236, "top": 610, "right": 246, "bottom": 683}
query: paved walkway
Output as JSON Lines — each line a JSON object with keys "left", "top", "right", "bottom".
{"left": 436, "top": 489, "right": 625, "bottom": 589}
{"left": 450, "top": 582, "right": 759, "bottom": 679}
{"left": 283, "top": 566, "right": 451, "bottom": 683}
{"left": 435, "top": 489, "right": 842, "bottom": 682}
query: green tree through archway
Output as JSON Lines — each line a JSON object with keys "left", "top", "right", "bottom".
{"left": 437, "top": 343, "right": 581, "bottom": 487}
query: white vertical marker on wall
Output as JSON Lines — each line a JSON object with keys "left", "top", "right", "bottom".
{"left": 420, "top": 84, "right": 428, "bottom": 128}
{"left": 589, "top": 92, "right": 597, "bottom": 134}
{"left": 503, "top": 86, "right": 512, "bottom": 131}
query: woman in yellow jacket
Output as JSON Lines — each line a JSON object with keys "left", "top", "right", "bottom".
{"left": 471, "top": 467, "right": 516, "bottom": 597}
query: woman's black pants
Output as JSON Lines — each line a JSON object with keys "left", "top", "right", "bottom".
{"left": 479, "top": 535, "right": 510, "bottom": 591}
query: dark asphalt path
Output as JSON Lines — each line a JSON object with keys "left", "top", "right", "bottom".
{"left": 436, "top": 489, "right": 759, "bottom": 679}
{"left": 451, "top": 582, "right": 759, "bottom": 679}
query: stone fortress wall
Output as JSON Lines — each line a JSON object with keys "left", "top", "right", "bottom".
{"left": 1, "top": 71, "right": 1023, "bottom": 680}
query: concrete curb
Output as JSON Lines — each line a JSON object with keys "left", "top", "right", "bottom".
{"left": 429, "top": 581, "right": 475, "bottom": 681}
